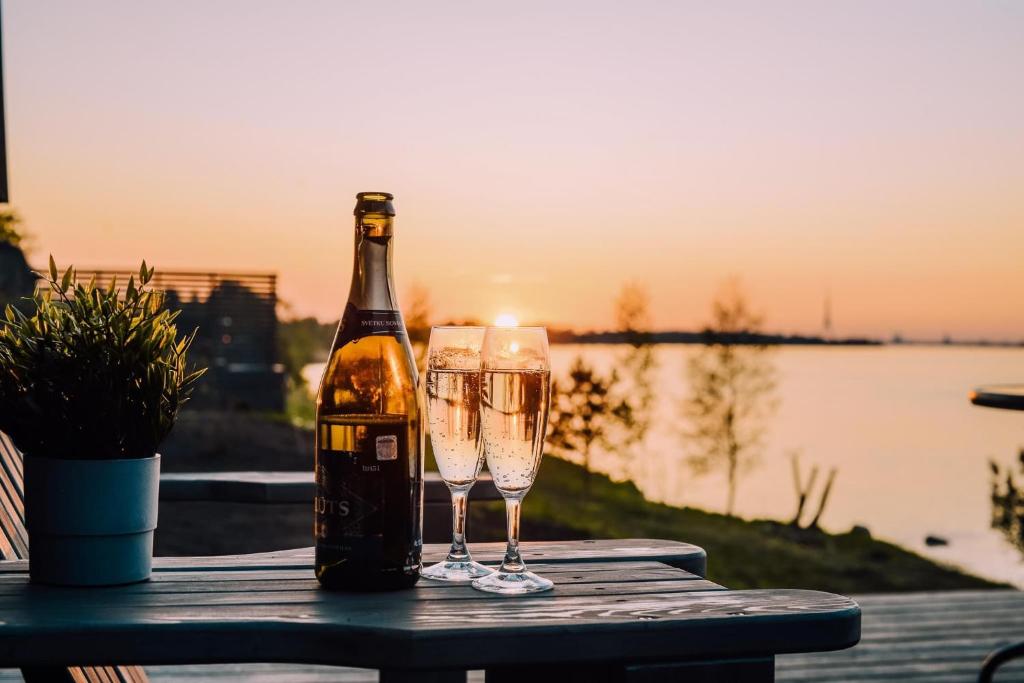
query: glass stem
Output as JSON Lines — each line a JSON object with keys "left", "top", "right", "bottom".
{"left": 501, "top": 496, "right": 525, "bottom": 573}
{"left": 446, "top": 488, "right": 470, "bottom": 563}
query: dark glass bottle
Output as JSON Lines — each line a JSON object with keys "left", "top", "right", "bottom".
{"left": 314, "top": 192, "right": 423, "bottom": 590}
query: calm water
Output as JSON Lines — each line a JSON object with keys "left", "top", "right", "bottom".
{"left": 305, "top": 345, "right": 1024, "bottom": 586}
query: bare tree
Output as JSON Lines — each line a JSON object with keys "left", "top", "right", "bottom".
{"left": 403, "top": 283, "right": 432, "bottom": 372}
{"left": 790, "top": 450, "right": 838, "bottom": 529}
{"left": 681, "top": 278, "right": 777, "bottom": 516}
{"left": 806, "top": 470, "right": 837, "bottom": 529}
{"left": 615, "top": 281, "right": 652, "bottom": 336}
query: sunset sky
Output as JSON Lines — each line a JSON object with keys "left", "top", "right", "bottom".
{"left": 6, "top": 2, "right": 1023, "bottom": 339}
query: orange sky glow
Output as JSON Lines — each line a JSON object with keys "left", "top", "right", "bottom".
{"left": 6, "top": 2, "right": 1024, "bottom": 339}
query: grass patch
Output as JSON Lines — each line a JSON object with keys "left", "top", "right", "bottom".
{"left": 471, "top": 456, "right": 1003, "bottom": 593}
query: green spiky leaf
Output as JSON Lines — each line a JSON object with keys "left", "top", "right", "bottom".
{"left": 60, "top": 266, "right": 73, "bottom": 293}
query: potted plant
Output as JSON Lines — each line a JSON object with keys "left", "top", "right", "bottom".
{"left": 0, "top": 259, "right": 204, "bottom": 585}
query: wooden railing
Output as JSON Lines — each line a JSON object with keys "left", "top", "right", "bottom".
{"left": 70, "top": 268, "right": 284, "bottom": 411}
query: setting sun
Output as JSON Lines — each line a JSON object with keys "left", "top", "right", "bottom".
{"left": 494, "top": 313, "right": 519, "bottom": 328}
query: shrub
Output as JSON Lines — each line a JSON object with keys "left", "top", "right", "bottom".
{"left": 0, "top": 258, "right": 205, "bottom": 459}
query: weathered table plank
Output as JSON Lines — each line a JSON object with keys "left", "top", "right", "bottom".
{"left": 0, "top": 566, "right": 722, "bottom": 602}
{"left": 0, "top": 556, "right": 858, "bottom": 673}
{"left": 0, "top": 561, "right": 692, "bottom": 589}
{"left": 226, "top": 540, "right": 708, "bottom": 576}
{"left": 0, "top": 538, "right": 708, "bottom": 578}
{"left": 130, "top": 589, "right": 1020, "bottom": 683}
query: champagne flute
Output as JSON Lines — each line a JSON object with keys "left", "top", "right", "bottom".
{"left": 421, "top": 326, "right": 494, "bottom": 582}
{"left": 472, "top": 326, "right": 553, "bottom": 594}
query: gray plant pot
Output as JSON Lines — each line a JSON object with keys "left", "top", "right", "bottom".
{"left": 24, "top": 454, "right": 160, "bottom": 586}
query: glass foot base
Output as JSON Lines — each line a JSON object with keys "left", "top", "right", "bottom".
{"left": 471, "top": 569, "right": 554, "bottom": 594}
{"left": 422, "top": 559, "right": 494, "bottom": 583}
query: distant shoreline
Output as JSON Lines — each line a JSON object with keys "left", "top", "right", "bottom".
{"left": 548, "top": 331, "right": 879, "bottom": 345}
{"left": 545, "top": 330, "right": 1024, "bottom": 347}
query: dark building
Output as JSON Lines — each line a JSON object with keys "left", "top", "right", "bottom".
{"left": 81, "top": 269, "right": 286, "bottom": 412}
{"left": 0, "top": 242, "right": 35, "bottom": 312}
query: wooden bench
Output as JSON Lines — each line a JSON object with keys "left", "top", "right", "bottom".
{"left": 159, "top": 470, "right": 499, "bottom": 504}
{"left": 158, "top": 470, "right": 501, "bottom": 545}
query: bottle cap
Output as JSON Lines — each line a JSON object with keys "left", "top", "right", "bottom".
{"left": 354, "top": 192, "right": 395, "bottom": 216}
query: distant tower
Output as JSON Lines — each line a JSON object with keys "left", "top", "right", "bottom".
{"left": 822, "top": 289, "right": 833, "bottom": 339}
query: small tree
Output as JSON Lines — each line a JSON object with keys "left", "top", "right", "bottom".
{"left": 991, "top": 450, "right": 1024, "bottom": 555}
{"left": 681, "top": 279, "right": 777, "bottom": 516}
{"left": 0, "top": 211, "right": 25, "bottom": 248}
{"left": 0, "top": 212, "right": 36, "bottom": 315}
{"left": 613, "top": 282, "right": 657, "bottom": 476}
{"left": 547, "top": 357, "right": 633, "bottom": 481}
{"left": 277, "top": 317, "right": 336, "bottom": 384}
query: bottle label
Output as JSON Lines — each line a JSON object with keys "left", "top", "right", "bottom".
{"left": 338, "top": 304, "right": 406, "bottom": 340}
{"left": 314, "top": 419, "right": 411, "bottom": 557}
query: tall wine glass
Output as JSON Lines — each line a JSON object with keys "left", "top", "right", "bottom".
{"left": 421, "top": 326, "right": 494, "bottom": 582}
{"left": 472, "top": 326, "right": 553, "bottom": 594}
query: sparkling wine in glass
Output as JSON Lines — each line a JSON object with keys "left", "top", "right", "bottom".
{"left": 421, "top": 326, "right": 494, "bottom": 582}
{"left": 471, "top": 326, "right": 553, "bottom": 594}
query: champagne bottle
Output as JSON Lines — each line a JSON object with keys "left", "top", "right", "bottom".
{"left": 314, "top": 192, "right": 423, "bottom": 590}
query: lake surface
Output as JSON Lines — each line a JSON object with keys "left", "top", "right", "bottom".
{"left": 305, "top": 345, "right": 1024, "bottom": 586}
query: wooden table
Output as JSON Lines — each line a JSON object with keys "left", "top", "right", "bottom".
{"left": 969, "top": 384, "right": 1024, "bottom": 411}
{"left": 0, "top": 541, "right": 859, "bottom": 682}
